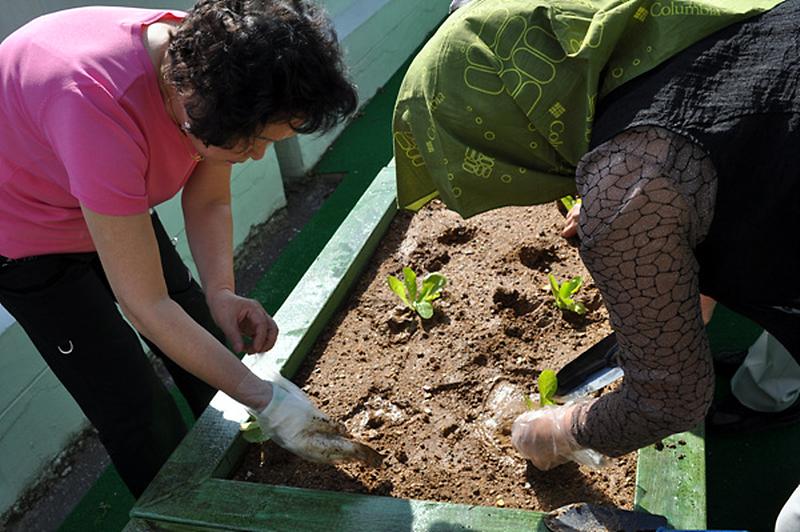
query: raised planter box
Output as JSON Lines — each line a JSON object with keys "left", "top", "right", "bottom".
{"left": 123, "top": 161, "right": 706, "bottom": 531}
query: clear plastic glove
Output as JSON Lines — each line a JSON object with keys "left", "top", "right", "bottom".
{"left": 511, "top": 403, "right": 609, "bottom": 470}
{"left": 248, "top": 368, "right": 384, "bottom": 467}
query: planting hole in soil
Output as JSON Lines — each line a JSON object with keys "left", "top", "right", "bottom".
{"left": 233, "top": 200, "right": 636, "bottom": 511}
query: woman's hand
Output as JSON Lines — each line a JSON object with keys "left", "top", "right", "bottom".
{"left": 207, "top": 288, "right": 278, "bottom": 354}
{"left": 512, "top": 404, "right": 579, "bottom": 470}
{"left": 245, "top": 368, "right": 384, "bottom": 466}
{"left": 700, "top": 294, "right": 717, "bottom": 325}
{"left": 561, "top": 202, "right": 582, "bottom": 238}
{"left": 511, "top": 402, "right": 608, "bottom": 470}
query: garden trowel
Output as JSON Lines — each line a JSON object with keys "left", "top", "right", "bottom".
{"left": 545, "top": 502, "right": 668, "bottom": 532}
{"left": 555, "top": 332, "right": 623, "bottom": 401}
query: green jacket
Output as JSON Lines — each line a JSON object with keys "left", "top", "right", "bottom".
{"left": 393, "top": 0, "right": 783, "bottom": 218}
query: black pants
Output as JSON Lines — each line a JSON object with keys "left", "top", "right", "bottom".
{"left": 0, "top": 213, "right": 221, "bottom": 497}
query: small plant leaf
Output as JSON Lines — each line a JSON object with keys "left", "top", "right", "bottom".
{"left": 563, "top": 276, "right": 583, "bottom": 296}
{"left": 570, "top": 301, "right": 588, "bottom": 315}
{"left": 548, "top": 273, "right": 560, "bottom": 299}
{"left": 549, "top": 274, "right": 587, "bottom": 315}
{"left": 391, "top": 267, "right": 447, "bottom": 319}
{"left": 402, "top": 266, "right": 418, "bottom": 302}
{"left": 538, "top": 369, "right": 558, "bottom": 406}
{"left": 240, "top": 419, "right": 268, "bottom": 443}
{"left": 420, "top": 272, "right": 447, "bottom": 301}
{"left": 416, "top": 300, "right": 434, "bottom": 319}
{"left": 387, "top": 275, "right": 412, "bottom": 309}
{"left": 560, "top": 195, "right": 582, "bottom": 211}
{"left": 558, "top": 284, "right": 571, "bottom": 300}
{"left": 549, "top": 274, "right": 569, "bottom": 310}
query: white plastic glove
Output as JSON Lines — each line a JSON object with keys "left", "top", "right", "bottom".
{"left": 248, "top": 368, "right": 383, "bottom": 466}
{"left": 511, "top": 403, "right": 609, "bottom": 470}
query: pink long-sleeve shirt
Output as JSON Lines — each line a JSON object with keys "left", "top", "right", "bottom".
{"left": 0, "top": 6, "right": 196, "bottom": 258}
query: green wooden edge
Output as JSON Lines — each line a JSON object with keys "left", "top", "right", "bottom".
{"left": 636, "top": 426, "right": 706, "bottom": 529}
{"left": 130, "top": 479, "right": 548, "bottom": 531}
{"left": 125, "top": 160, "right": 705, "bottom": 530}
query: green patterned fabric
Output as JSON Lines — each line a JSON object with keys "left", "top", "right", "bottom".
{"left": 393, "top": 0, "right": 783, "bottom": 218}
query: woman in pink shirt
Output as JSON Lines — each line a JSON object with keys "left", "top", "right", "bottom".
{"left": 0, "top": 0, "right": 365, "bottom": 497}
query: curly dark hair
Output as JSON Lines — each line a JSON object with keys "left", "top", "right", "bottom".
{"left": 164, "top": 0, "right": 358, "bottom": 148}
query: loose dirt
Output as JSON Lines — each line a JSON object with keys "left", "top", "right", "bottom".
{"left": 233, "top": 199, "right": 636, "bottom": 511}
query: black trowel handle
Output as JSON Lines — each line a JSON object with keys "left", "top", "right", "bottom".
{"left": 555, "top": 332, "right": 619, "bottom": 396}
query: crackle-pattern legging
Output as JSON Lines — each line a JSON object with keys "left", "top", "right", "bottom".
{"left": 571, "top": 126, "right": 718, "bottom": 456}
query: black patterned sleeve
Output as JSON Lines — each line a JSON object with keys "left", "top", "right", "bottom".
{"left": 570, "top": 127, "right": 717, "bottom": 456}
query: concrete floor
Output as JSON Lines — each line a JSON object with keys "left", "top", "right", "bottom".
{"left": 4, "top": 430, "right": 108, "bottom": 532}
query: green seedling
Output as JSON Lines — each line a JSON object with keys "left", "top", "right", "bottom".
{"left": 548, "top": 273, "right": 587, "bottom": 315}
{"left": 523, "top": 369, "right": 559, "bottom": 409}
{"left": 538, "top": 369, "right": 558, "bottom": 406}
{"left": 387, "top": 267, "right": 447, "bottom": 319}
{"left": 240, "top": 417, "right": 267, "bottom": 443}
{"left": 560, "top": 195, "right": 582, "bottom": 211}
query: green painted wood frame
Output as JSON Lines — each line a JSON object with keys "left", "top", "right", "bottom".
{"left": 124, "top": 161, "right": 705, "bottom": 531}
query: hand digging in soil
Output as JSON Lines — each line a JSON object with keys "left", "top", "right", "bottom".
{"left": 302, "top": 416, "right": 385, "bottom": 467}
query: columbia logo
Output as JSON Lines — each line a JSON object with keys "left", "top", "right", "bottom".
{"left": 58, "top": 340, "right": 74, "bottom": 355}
{"left": 549, "top": 102, "right": 566, "bottom": 118}
{"left": 633, "top": 7, "right": 648, "bottom": 21}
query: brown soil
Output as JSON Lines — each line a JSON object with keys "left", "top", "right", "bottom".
{"left": 232, "top": 199, "right": 636, "bottom": 511}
